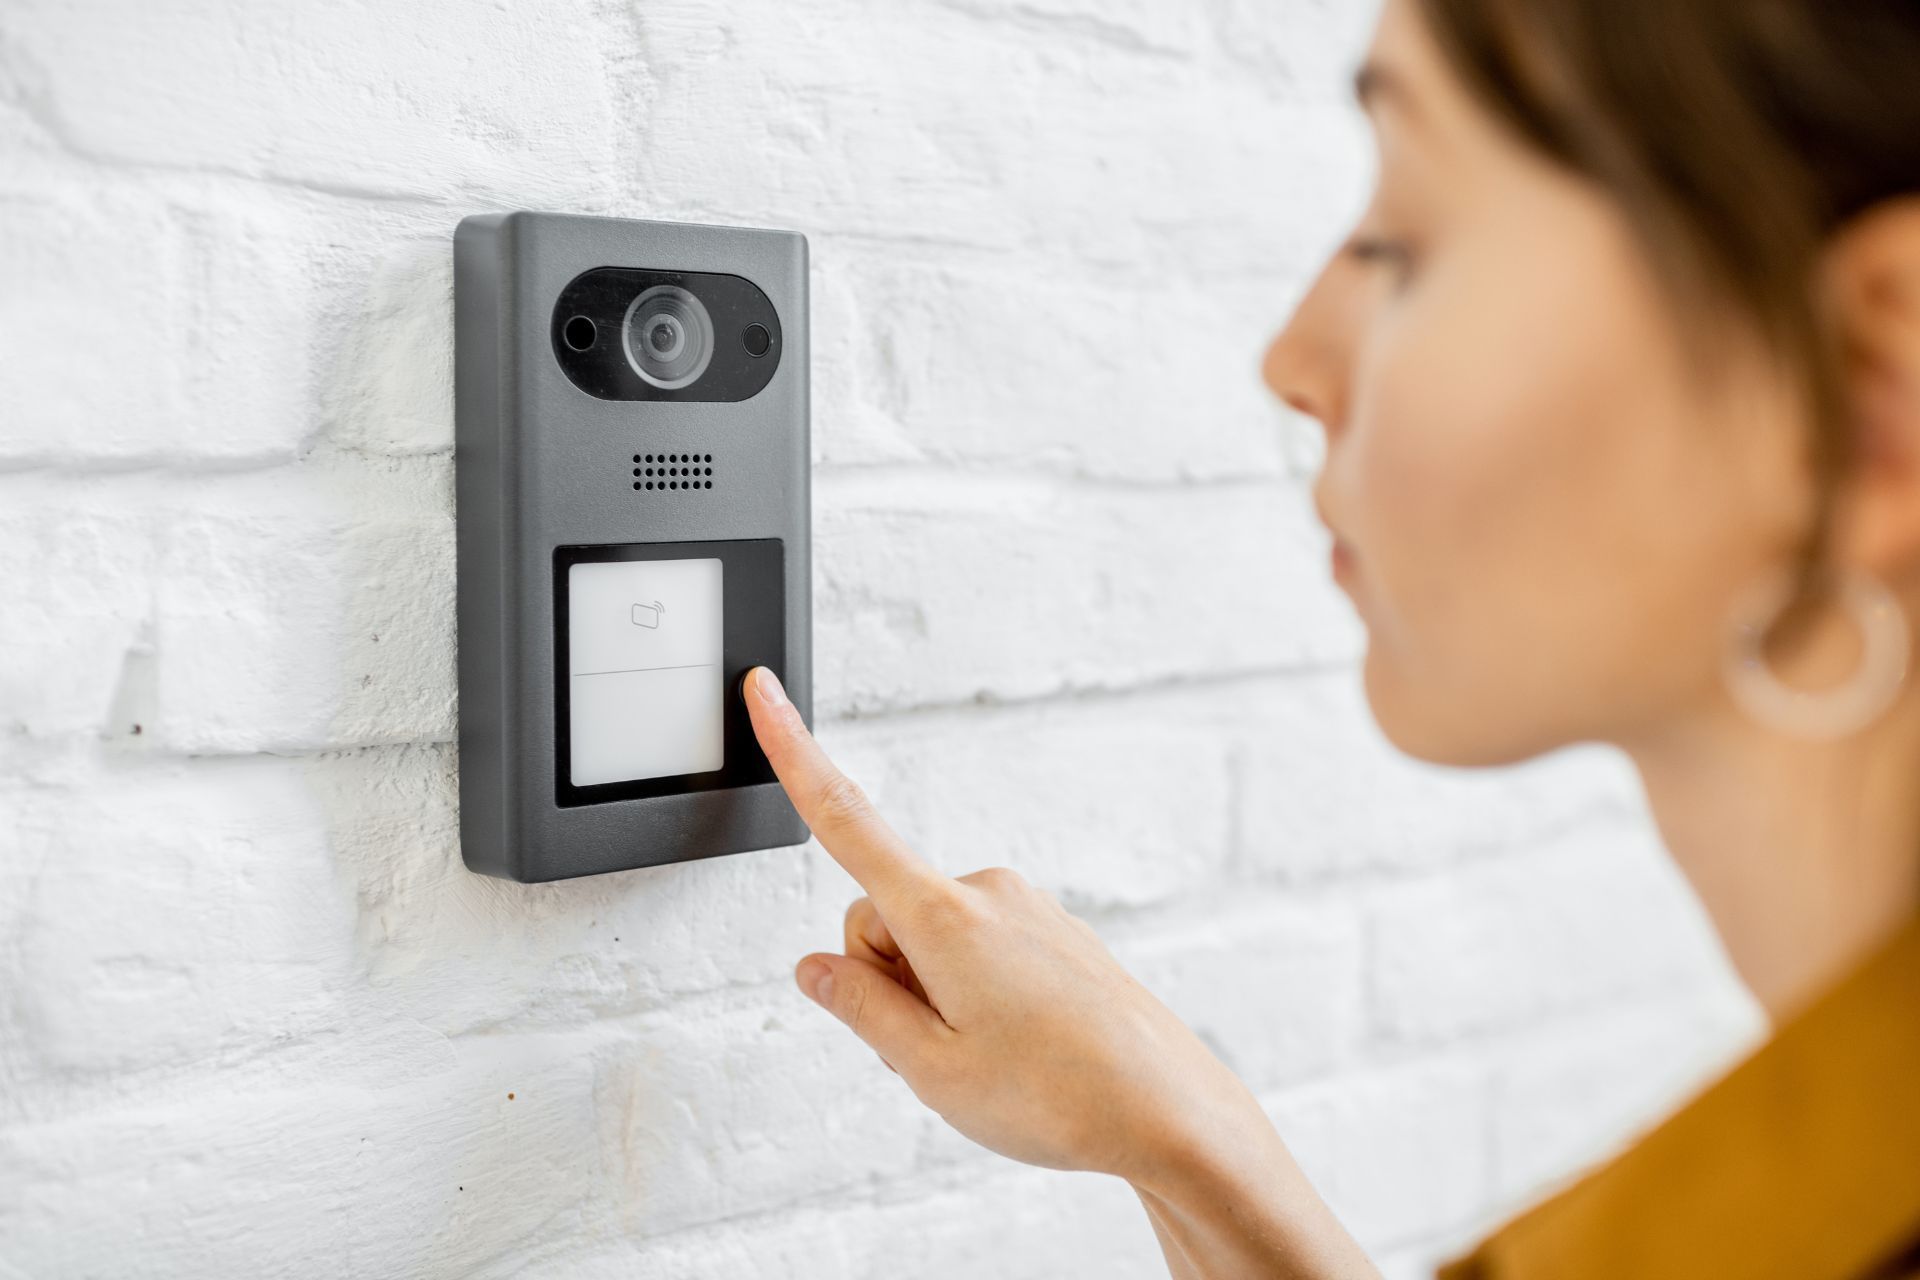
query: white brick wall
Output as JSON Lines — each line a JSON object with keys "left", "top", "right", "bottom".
{"left": 0, "top": 0, "right": 1764, "bottom": 1275}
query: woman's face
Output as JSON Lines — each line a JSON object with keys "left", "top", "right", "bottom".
{"left": 1265, "top": 0, "right": 1813, "bottom": 766}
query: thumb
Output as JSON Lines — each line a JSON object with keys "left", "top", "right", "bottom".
{"left": 795, "top": 953, "right": 951, "bottom": 1071}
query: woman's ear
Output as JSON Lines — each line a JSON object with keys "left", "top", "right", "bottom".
{"left": 1822, "top": 195, "right": 1920, "bottom": 583}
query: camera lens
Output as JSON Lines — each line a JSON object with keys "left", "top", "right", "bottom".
{"left": 622, "top": 285, "right": 714, "bottom": 390}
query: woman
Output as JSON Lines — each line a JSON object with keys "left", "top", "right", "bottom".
{"left": 741, "top": 0, "right": 1920, "bottom": 1272}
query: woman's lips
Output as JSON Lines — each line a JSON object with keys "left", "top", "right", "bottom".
{"left": 1313, "top": 490, "right": 1359, "bottom": 585}
{"left": 1331, "top": 537, "right": 1354, "bottom": 575}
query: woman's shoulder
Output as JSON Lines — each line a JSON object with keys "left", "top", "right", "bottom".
{"left": 1436, "top": 911, "right": 1920, "bottom": 1280}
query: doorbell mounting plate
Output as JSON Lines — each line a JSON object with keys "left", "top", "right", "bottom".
{"left": 454, "top": 210, "right": 812, "bottom": 883}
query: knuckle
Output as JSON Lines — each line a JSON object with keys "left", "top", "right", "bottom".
{"left": 843, "top": 895, "right": 875, "bottom": 930}
{"left": 812, "top": 771, "right": 874, "bottom": 829}
{"left": 838, "top": 973, "right": 871, "bottom": 1037}
{"left": 910, "top": 883, "right": 986, "bottom": 936}
{"left": 964, "top": 865, "right": 1027, "bottom": 893}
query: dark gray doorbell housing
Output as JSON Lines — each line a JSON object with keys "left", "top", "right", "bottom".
{"left": 454, "top": 211, "right": 811, "bottom": 882}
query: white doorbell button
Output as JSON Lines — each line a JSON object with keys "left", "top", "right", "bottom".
{"left": 565, "top": 557, "right": 724, "bottom": 787}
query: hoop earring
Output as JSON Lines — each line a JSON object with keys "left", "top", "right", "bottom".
{"left": 1722, "top": 566, "right": 1912, "bottom": 741}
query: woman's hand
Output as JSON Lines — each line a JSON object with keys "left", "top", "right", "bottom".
{"left": 741, "top": 671, "right": 1267, "bottom": 1182}
{"left": 740, "top": 665, "right": 1270, "bottom": 1185}
{"left": 742, "top": 666, "right": 1383, "bottom": 1278}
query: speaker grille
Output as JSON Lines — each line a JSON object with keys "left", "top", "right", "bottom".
{"left": 630, "top": 451, "right": 717, "bottom": 493}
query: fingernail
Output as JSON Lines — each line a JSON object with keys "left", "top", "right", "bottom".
{"left": 797, "top": 959, "right": 832, "bottom": 1006}
{"left": 754, "top": 666, "right": 789, "bottom": 708}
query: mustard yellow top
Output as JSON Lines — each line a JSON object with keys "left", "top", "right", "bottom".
{"left": 1438, "top": 910, "right": 1920, "bottom": 1280}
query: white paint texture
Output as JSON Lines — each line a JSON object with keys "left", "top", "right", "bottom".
{"left": 0, "top": 0, "right": 1763, "bottom": 1275}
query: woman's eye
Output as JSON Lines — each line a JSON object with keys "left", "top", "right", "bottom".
{"left": 1345, "top": 234, "right": 1415, "bottom": 283}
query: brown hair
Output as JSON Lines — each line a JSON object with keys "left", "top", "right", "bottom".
{"left": 1413, "top": 0, "right": 1920, "bottom": 629}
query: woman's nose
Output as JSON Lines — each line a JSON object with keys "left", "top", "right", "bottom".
{"left": 1261, "top": 255, "right": 1356, "bottom": 440}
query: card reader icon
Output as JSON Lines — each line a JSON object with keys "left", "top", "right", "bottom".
{"left": 631, "top": 600, "right": 665, "bottom": 629}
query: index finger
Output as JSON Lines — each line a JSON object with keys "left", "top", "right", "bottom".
{"left": 741, "top": 665, "right": 947, "bottom": 910}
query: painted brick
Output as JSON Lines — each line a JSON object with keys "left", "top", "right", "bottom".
{"left": 0, "top": 181, "right": 315, "bottom": 465}
{"left": 1365, "top": 821, "right": 1736, "bottom": 1046}
{"left": 1267, "top": 1061, "right": 1492, "bottom": 1254}
{"left": 3, "top": 757, "right": 352, "bottom": 1094}
{"left": 815, "top": 472, "right": 1363, "bottom": 716}
{"left": 624, "top": 0, "right": 1370, "bottom": 270}
{"left": 1235, "top": 667, "right": 1648, "bottom": 880}
{"left": 1485, "top": 990, "right": 1762, "bottom": 1202}
{"left": 593, "top": 994, "right": 933, "bottom": 1237}
{"left": 0, "top": 487, "right": 159, "bottom": 739}
{"left": 1115, "top": 895, "right": 1365, "bottom": 1091}
{"left": 3, "top": 0, "right": 626, "bottom": 205}
{"left": 151, "top": 460, "right": 456, "bottom": 753}
{"left": 819, "top": 701, "right": 1236, "bottom": 910}
{"left": 0, "top": 1032, "right": 602, "bottom": 1278}
{"left": 810, "top": 240, "right": 1298, "bottom": 482}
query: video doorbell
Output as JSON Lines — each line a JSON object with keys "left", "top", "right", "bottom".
{"left": 454, "top": 211, "right": 812, "bottom": 882}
